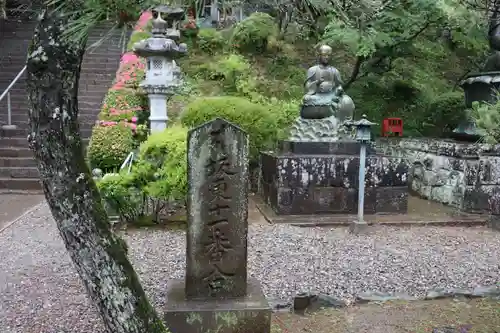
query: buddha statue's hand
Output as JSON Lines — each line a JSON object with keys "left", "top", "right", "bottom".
{"left": 319, "top": 81, "right": 333, "bottom": 93}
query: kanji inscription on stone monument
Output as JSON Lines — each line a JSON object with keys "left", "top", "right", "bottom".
{"left": 185, "top": 118, "right": 249, "bottom": 299}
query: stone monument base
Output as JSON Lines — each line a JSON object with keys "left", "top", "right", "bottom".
{"left": 259, "top": 140, "right": 409, "bottom": 215}
{"left": 376, "top": 138, "right": 500, "bottom": 213}
{"left": 163, "top": 278, "right": 271, "bottom": 333}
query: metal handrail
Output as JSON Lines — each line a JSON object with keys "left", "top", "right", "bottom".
{"left": 1, "top": 65, "right": 26, "bottom": 130}
{"left": 120, "top": 151, "right": 135, "bottom": 174}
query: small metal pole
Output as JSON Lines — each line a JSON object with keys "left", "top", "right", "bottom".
{"left": 7, "top": 91, "right": 11, "bottom": 126}
{"left": 358, "top": 142, "right": 366, "bottom": 223}
{"left": 2, "top": 91, "right": 16, "bottom": 130}
{"left": 348, "top": 114, "right": 376, "bottom": 235}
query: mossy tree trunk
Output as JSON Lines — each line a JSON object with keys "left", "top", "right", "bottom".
{"left": 26, "top": 10, "right": 169, "bottom": 333}
{"left": 0, "top": 0, "right": 6, "bottom": 19}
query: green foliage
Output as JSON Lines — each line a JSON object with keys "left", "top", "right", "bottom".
{"left": 127, "top": 31, "right": 151, "bottom": 51}
{"left": 324, "top": 0, "right": 444, "bottom": 58}
{"left": 135, "top": 125, "right": 188, "bottom": 200}
{"left": 97, "top": 126, "right": 189, "bottom": 224}
{"left": 99, "top": 89, "right": 148, "bottom": 123}
{"left": 259, "top": 55, "right": 304, "bottom": 100}
{"left": 97, "top": 173, "right": 143, "bottom": 223}
{"left": 231, "top": 12, "right": 277, "bottom": 52}
{"left": 87, "top": 123, "right": 135, "bottom": 171}
{"left": 181, "top": 96, "right": 279, "bottom": 161}
{"left": 192, "top": 54, "right": 259, "bottom": 98}
{"left": 472, "top": 99, "right": 500, "bottom": 143}
{"left": 48, "top": 0, "right": 143, "bottom": 42}
{"left": 322, "top": 0, "right": 485, "bottom": 89}
{"left": 420, "top": 91, "right": 466, "bottom": 136}
{"left": 197, "top": 28, "right": 225, "bottom": 54}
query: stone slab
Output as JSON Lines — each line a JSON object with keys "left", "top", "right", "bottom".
{"left": 186, "top": 118, "right": 249, "bottom": 299}
{"left": 163, "top": 278, "right": 271, "bottom": 333}
{"left": 253, "top": 195, "right": 487, "bottom": 226}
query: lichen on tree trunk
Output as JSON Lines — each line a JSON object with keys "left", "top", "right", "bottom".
{"left": 26, "top": 9, "right": 169, "bottom": 333}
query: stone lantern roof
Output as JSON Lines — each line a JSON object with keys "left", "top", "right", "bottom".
{"left": 132, "top": 15, "right": 187, "bottom": 59}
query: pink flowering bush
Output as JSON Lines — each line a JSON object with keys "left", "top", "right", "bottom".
{"left": 134, "top": 11, "right": 152, "bottom": 32}
{"left": 99, "top": 88, "right": 148, "bottom": 122}
{"left": 114, "top": 53, "right": 146, "bottom": 89}
{"left": 88, "top": 11, "right": 153, "bottom": 170}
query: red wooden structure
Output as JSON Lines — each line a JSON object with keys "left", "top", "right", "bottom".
{"left": 381, "top": 117, "right": 403, "bottom": 137}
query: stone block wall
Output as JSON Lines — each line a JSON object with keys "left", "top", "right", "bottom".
{"left": 260, "top": 152, "right": 408, "bottom": 215}
{"left": 376, "top": 138, "right": 500, "bottom": 213}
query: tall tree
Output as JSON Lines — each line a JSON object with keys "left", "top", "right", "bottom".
{"left": 25, "top": 8, "right": 169, "bottom": 333}
{"left": 322, "top": 0, "right": 486, "bottom": 89}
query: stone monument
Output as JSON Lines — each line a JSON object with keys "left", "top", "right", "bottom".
{"left": 164, "top": 118, "right": 271, "bottom": 333}
{"left": 259, "top": 45, "right": 409, "bottom": 216}
{"left": 289, "top": 44, "right": 355, "bottom": 141}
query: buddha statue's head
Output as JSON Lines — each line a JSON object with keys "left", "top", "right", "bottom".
{"left": 318, "top": 45, "right": 333, "bottom": 65}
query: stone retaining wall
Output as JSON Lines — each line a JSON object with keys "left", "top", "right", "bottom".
{"left": 376, "top": 138, "right": 500, "bottom": 213}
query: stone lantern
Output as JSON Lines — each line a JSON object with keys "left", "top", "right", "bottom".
{"left": 133, "top": 7, "right": 187, "bottom": 132}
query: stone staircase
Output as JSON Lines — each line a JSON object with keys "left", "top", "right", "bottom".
{"left": 0, "top": 18, "right": 127, "bottom": 192}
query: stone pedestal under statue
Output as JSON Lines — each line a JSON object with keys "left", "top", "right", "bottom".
{"left": 259, "top": 140, "right": 409, "bottom": 215}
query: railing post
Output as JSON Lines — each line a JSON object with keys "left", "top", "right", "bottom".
{"left": 0, "top": 65, "right": 25, "bottom": 130}
{"left": 2, "top": 91, "right": 16, "bottom": 130}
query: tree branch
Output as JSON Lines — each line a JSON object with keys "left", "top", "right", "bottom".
{"left": 344, "top": 55, "right": 364, "bottom": 90}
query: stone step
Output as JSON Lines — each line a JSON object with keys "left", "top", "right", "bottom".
{"left": 0, "top": 137, "right": 28, "bottom": 147}
{"left": 0, "top": 114, "right": 100, "bottom": 123}
{"left": 0, "top": 21, "right": 122, "bottom": 191}
{"left": 0, "top": 147, "right": 33, "bottom": 157}
{"left": 0, "top": 156, "right": 36, "bottom": 167}
{"left": 0, "top": 137, "right": 90, "bottom": 148}
{"left": 0, "top": 127, "right": 93, "bottom": 138}
{"left": 0, "top": 166, "right": 38, "bottom": 178}
{"left": 3, "top": 91, "right": 109, "bottom": 100}
{"left": 0, "top": 177, "right": 41, "bottom": 191}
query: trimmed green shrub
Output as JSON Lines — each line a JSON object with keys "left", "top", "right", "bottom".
{"left": 136, "top": 125, "right": 188, "bottom": 199}
{"left": 230, "top": 12, "right": 277, "bottom": 52}
{"left": 180, "top": 96, "right": 278, "bottom": 161}
{"left": 97, "top": 173, "right": 143, "bottom": 223}
{"left": 87, "top": 123, "right": 135, "bottom": 172}
{"left": 197, "top": 28, "right": 225, "bottom": 54}
{"left": 97, "top": 126, "right": 189, "bottom": 224}
{"left": 99, "top": 88, "right": 148, "bottom": 123}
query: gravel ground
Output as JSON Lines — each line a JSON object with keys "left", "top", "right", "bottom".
{"left": 1, "top": 202, "right": 500, "bottom": 332}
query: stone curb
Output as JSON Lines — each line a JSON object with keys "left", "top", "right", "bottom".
{"left": 271, "top": 284, "right": 500, "bottom": 313}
